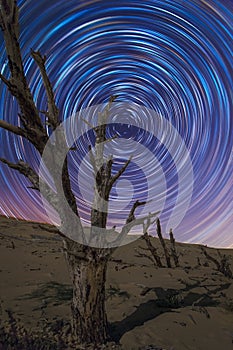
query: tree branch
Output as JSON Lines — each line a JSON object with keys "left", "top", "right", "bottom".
{"left": 0, "top": 1, "right": 84, "bottom": 244}
{"left": 134, "top": 248, "right": 156, "bottom": 264}
{"left": 97, "top": 95, "right": 118, "bottom": 127}
{"left": 94, "top": 95, "right": 118, "bottom": 144}
{"left": 156, "top": 218, "right": 171, "bottom": 268}
{"left": 201, "top": 247, "right": 233, "bottom": 279}
{"left": 0, "top": 0, "right": 47, "bottom": 153}
{"left": 31, "top": 50, "right": 59, "bottom": 129}
{"left": 88, "top": 145, "right": 98, "bottom": 174}
{"left": 81, "top": 116, "right": 95, "bottom": 130}
{"left": 110, "top": 155, "right": 132, "bottom": 186}
{"left": 169, "top": 229, "right": 179, "bottom": 267}
{"left": 0, "top": 73, "right": 11, "bottom": 87}
{"left": 38, "top": 224, "right": 60, "bottom": 235}
{"left": 38, "top": 224, "right": 71, "bottom": 241}
{"left": 0, "top": 157, "right": 61, "bottom": 213}
{"left": 107, "top": 155, "right": 114, "bottom": 179}
{"left": 0, "top": 0, "right": 19, "bottom": 38}
{"left": 143, "top": 216, "right": 157, "bottom": 234}
{"left": 141, "top": 233, "right": 163, "bottom": 267}
{"left": 111, "top": 210, "right": 160, "bottom": 246}
{"left": 0, "top": 119, "right": 26, "bottom": 137}
{"left": 102, "top": 135, "right": 118, "bottom": 144}
{"left": 124, "top": 210, "right": 159, "bottom": 234}
{"left": 126, "top": 199, "right": 147, "bottom": 224}
{"left": 0, "top": 158, "right": 40, "bottom": 189}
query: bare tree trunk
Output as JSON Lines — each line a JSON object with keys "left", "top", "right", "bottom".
{"left": 142, "top": 232, "right": 163, "bottom": 267}
{"left": 0, "top": 4, "right": 161, "bottom": 345}
{"left": 64, "top": 240, "right": 109, "bottom": 344}
{"left": 156, "top": 219, "right": 171, "bottom": 268}
{"left": 169, "top": 229, "right": 179, "bottom": 267}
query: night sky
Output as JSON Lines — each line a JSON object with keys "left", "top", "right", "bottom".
{"left": 0, "top": 0, "right": 232, "bottom": 248}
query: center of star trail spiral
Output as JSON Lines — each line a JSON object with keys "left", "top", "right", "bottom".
{"left": 0, "top": 0, "right": 232, "bottom": 248}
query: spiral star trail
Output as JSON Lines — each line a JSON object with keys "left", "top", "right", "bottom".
{"left": 0, "top": 0, "right": 232, "bottom": 247}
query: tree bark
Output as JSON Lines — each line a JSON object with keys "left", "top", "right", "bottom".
{"left": 169, "top": 229, "right": 179, "bottom": 267}
{"left": 142, "top": 232, "right": 163, "bottom": 267}
{"left": 0, "top": 3, "right": 161, "bottom": 343}
{"left": 156, "top": 218, "right": 171, "bottom": 268}
{"left": 64, "top": 241, "right": 109, "bottom": 344}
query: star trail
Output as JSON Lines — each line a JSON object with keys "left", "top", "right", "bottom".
{"left": 0, "top": 0, "right": 232, "bottom": 247}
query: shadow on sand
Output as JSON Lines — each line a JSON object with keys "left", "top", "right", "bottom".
{"left": 110, "top": 282, "right": 231, "bottom": 342}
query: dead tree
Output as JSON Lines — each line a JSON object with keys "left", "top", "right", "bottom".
{"left": 169, "top": 229, "right": 179, "bottom": 267}
{"left": 0, "top": 1, "right": 159, "bottom": 345}
{"left": 141, "top": 231, "right": 163, "bottom": 267}
{"left": 124, "top": 201, "right": 162, "bottom": 267}
{"left": 136, "top": 223, "right": 179, "bottom": 269}
{"left": 156, "top": 218, "right": 171, "bottom": 268}
{"left": 201, "top": 247, "right": 232, "bottom": 279}
{"left": 128, "top": 203, "right": 163, "bottom": 268}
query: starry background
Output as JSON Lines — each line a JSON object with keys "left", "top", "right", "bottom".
{"left": 0, "top": 0, "right": 232, "bottom": 247}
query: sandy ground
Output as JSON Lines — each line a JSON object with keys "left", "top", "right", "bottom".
{"left": 0, "top": 216, "right": 233, "bottom": 350}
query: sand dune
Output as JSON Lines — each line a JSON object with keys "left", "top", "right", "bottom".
{"left": 0, "top": 216, "right": 233, "bottom": 349}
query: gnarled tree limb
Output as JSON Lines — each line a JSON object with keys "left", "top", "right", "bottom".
{"left": 141, "top": 233, "right": 163, "bottom": 267}
{"left": 0, "top": 73, "right": 11, "bottom": 87}
{"left": 0, "top": 0, "right": 47, "bottom": 153}
{"left": 0, "top": 158, "right": 40, "bottom": 189}
{"left": 0, "top": 0, "right": 81, "bottom": 234}
{"left": 110, "top": 155, "right": 132, "bottom": 186}
{"left": 31, "top": 50, "right": 59, "bottom": 129}
{"left": 0, "top": 157, "right": 61, "bottom": 213}
{"left": 156, "top": 218, "right": 171, "bottom": 268}
{"left": 126, "top": 199, "right": 147, "bottom": 224}
{"left": 0, "top": 119, "right": 26, "bottom": 137}
{"left": 111, "top": 209, "right": 160, "bottom": 246}
{"left": 169, "top": 228, "right": 179, "bottom": 267}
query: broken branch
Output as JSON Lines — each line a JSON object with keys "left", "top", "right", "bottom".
{"left": 80, "top": 116, "right": 95, "bottom": 130}
{"left": 0, "top": 73, "right": 11, "bottom": 87}
{"left": 111, "top": 210, "right": 160, "bottom": 246}
{"left": 0, "top": 158, "right": 40, "bottom": 189}
{"left": 0, "top": 0, "right": 47, "bottom": 150}
{"left": 88, "top": 145, "right": 98, "bottom": 174}
{"left": 169, "top": 228, "right": 179, "bottom": 267}
{"left": 31, "top": 50, "right": 59, "bottom": 129}
{"left": 0, "top": 119, "right": 26, "bottom": 137}
{"left": 156, "top": 218, "right": 171, "bottom": 268}
{"left": 126, "top": 199, "right": 147, "bottom": 224}
{"left": 110, "top": 155, "right": 132, "bottom": 186}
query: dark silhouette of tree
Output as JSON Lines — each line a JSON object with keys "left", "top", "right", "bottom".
{"left": 0, "top": 1, "right": 159, "bottom": 346}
